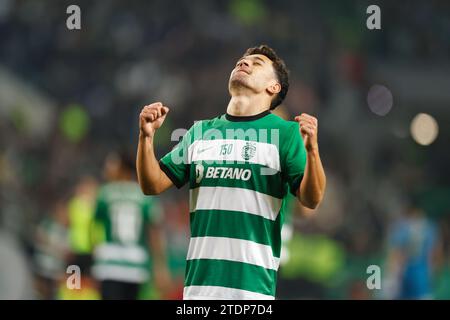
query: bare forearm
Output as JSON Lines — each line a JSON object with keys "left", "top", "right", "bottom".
{"left": 298, "top": 148, "right": 326, "bottom": 209}
{"left": 136, "top": 133, "right": 164, "bottom": 194}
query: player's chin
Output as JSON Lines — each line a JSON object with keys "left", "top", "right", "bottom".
{"left": 229, "top": 76, "right": 250, "bottom": 89}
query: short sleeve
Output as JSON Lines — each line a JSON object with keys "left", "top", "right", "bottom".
{"left": 159, "top": 125, "right": 196, "bottom": 189}
{"left": 283, "top": 123, "right": 307, "bottom": 196}
{"left": 92, "top": 192, "right": 107, "bottom": 245}
{"left": 94, "top": 193, "right": 107, "bottom": 222}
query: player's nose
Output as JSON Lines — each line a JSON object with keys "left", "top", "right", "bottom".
{"left": 237, "top": 59, "right": 250, "bottom": 68}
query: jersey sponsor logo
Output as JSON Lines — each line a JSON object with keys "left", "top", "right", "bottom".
{"left": 241, "top": 142, "right": 256, "bottom": 160}
{"left": 196, "top": 146, "right": 215, "bottom": 154}
{"left": 195, "top": 164, "right": 205, "bottom": 183}
{"left": 204, "top": 166, "right": 252, "bottom": 181}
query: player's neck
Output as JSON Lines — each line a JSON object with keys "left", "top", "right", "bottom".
{"left": 227, "top": 94, "right": 270, "bottom": 117}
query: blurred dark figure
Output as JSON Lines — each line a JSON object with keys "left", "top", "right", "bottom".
{"left": 91, "top": 151, "right": 170, "bottom": 300}
{"left": 32, "top": 198, "right": 70, "bottom": 299}
{"left": 384, "top": 199, "right": 440, "bottom": 299}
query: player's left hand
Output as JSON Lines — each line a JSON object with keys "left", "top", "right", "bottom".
{"left": 295, "top": 113, "right": 318, "bottom": 152}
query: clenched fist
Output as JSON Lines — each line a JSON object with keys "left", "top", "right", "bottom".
{"left": 139, "top": 102, "right": 169, "bottom": 138}
{"left": 294, "top": 113, "right": 318, "bottom": 152}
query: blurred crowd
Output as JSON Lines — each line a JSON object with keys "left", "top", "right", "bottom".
{"left": 1, "top": 0, "right": 450, "bottom": 299}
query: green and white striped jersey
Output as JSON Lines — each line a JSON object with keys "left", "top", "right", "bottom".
{"left": 92, "top": 182, "right": 162, "bottom": 284}
{"left": 160, "top": 110, "right": 307, "bottom": 299}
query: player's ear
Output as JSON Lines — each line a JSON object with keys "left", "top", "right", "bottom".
{"left": 267, "top": 81, "right": 281, "bottom": 95}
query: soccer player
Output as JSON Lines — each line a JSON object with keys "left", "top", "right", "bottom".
{"left": 136, "top": 45, "right": 326, "bottom": 300}
{"left": 91, "top": 151, "right": 170, "bottom": 299}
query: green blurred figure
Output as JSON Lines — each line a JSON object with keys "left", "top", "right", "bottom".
{"left": 91, "top": 151, "right": 171, "bottom": 300}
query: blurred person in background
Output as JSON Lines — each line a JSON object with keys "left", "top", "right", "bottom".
{"left": 91, "top": 151, "right": 171, "bottom": 300}
{"left": 433, "top": 212, "right": 450, "bottom": 299}
{"left": 60, "top": 175, "right": 99, "bottom": 299}
{"left": 67, "top": 176, "right": 98, "bottom": 269}
{"left": 32, "top": 198, "right": 70, "bottom": 299}
{"left": 383, "top": 197, "right": 441, "bottom": 299}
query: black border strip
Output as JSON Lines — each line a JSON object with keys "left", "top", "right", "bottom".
{"left": 225, "top": 110, "right": 271, "bottom": 122}
{"left": 159, "top": 161, "right": 184, "bottom": 189}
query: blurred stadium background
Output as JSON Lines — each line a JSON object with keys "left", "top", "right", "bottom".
{"left": 1, "top": 0, "right": 450, "bottom": 299}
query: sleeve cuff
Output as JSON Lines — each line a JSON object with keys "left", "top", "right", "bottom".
{"left": 289, "top": 174, "right": 303, "bottom": 197}
{"left": 159, "top": 161, "right": 185, "bottom": 189}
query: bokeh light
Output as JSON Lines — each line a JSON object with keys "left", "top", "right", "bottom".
{"left": 367, "top": 85, "right": 393, "bottom": 116}
{"left": 59, "top": 104, "right": 90, "bottom": 143}
{"left": 410, "top": 113, "right": 439, "bottom": 146}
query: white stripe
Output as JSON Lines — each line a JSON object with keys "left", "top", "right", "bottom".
{"left": 184, "top": 286, "right": 275, "bottom": 300}
{"left": 188, "top": 139, "right": 280, "bottom": 172}
{"left": 92, "top": 264, "right": 149, "bottom": 283}
{"left": 187, "top": 236, "right": 280, "bottom": 271}
{"left": 189, "top": 186, "right": 282, "bottom": 221}
{"left": 94, "top": 244, "right": 148, "bottom": 264}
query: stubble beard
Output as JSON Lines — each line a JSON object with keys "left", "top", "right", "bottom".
{"left": 229, "top": 73, "right": 253, "bottom": 92}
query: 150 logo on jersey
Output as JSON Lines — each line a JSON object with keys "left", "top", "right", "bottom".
{"left": 220, "top": 143, "right": 233, "bottom": 155}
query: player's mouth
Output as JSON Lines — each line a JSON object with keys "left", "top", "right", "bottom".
{"left": 236, "top": 68, "right": 250, "bottom": 75}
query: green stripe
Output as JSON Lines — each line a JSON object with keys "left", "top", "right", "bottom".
{"left": 190, "top": 162, "right": 286, "bottom": 199}
{"left": 185, "top": 259, "right": 277, "bottom": 296}
{"left": 190, "top": 209, "right": 282, "bottom": 257}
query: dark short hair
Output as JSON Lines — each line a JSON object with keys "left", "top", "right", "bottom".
{"left": 110, "top": 149, "right": 136, "bottom": 174}
{"left": 244, "top": 45, "right": 289, "bottom": 110}
{"left": 119, "top": 150, "right": 136, "bottom": 173}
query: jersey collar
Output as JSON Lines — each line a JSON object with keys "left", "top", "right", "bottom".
{"left": 225, "top": 110, "right": 271, "bottom": 122}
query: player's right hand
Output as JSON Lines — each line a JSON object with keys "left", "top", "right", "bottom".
{"left": 139, "top": 102, "right": 169, "bottom": 138}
